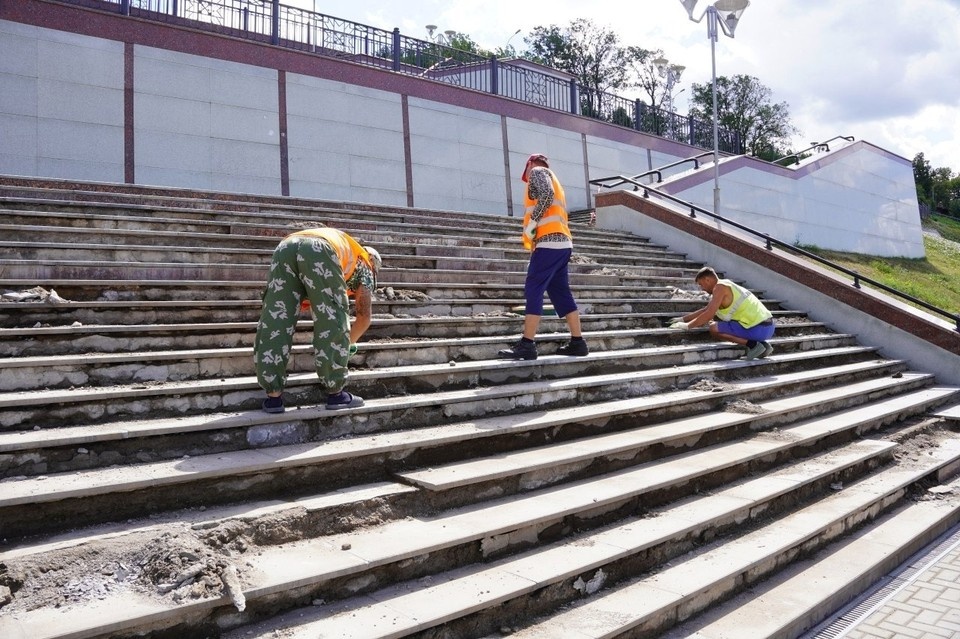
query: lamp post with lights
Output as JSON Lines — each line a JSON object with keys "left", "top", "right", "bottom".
{"left": 652, "top": 56, "right": 685, "bottom": 140}
{"left": 679, "top": 0, "right": 749, "bottom": 215}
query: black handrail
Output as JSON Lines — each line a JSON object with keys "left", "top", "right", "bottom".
{"left": 774, "top": 136, "right": 855, "bottom": 167}
{"left": 592, "top": 152, "right": 717, "bottom": 190}
{"left": 589, "top": 175, "right": 960, "bottom": 331}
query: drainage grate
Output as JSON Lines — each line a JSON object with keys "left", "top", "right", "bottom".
{"left": 802, "top": 522, "right": 960, "bottom": 639}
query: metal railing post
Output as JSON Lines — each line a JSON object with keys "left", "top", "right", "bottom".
{"left": 490, "top": 55, "right": 498, "bottom": 95}
{"left": 634, "top": 99, "right": 643, "bottom": 132}
{"left": 392, "top": 28, "right": 401, "bottom": 71}
{"left": 569, "top": 80, "right": 578, "bottom": 115}
{"left": 271, "top": 0, "right": 280, "bottom": 45}
{"left": 120, "top": 0, "right": 130, "bottom": 16}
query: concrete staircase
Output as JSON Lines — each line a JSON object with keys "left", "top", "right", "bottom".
{"left": 0, "top": 181, "right": 958, "bottom": 639}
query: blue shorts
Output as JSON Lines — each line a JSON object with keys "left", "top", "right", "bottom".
{"left": 716, "top": 320, "right": 775, "bottom": 342}
{"left": 524, "top": 247, "right": 578, "bottom": 317}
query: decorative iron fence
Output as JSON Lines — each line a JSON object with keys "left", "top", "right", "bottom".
{"left": 78, "top": 0, "right": 741, "bottom": 153}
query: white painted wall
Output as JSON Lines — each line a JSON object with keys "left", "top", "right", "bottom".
{"left": 0, "top": 18, "right": 925, "bottom": 258}
{"left": 134, "top": 46, "right": 281, "bottom": 194}
{"left": 0, "top": 20, "right": 124, "bottom": 181}
{"left": 286, "top": 74, "right": 406, "bottom": 206}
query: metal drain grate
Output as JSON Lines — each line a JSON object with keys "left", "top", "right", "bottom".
{"left": 802, "top": 522, "right": 960, "bottom": 639}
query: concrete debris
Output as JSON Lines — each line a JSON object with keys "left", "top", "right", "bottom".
{"left": 670, "top": 287, "right": 709, "bottom": 300}
{"left": 377, "top": 286, "right": 432, "bottom": 301}
{"left": 573, "top": 568, "right": 607, "bottom": 595}
{"left": 221, "top": 564, "right": 246, "bottom": 612}
{"left": 1, "top": 286, "right": 71, "bottom": 304}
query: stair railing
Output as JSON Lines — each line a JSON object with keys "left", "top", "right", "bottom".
{"left": 588, "top": 175, "right": 960, "bottom": 332}
{"left": 592, "top": 151, "right": 717, "bottom": 191}
{"left": 774, "top": 136, "right": 855, "bottom": 166}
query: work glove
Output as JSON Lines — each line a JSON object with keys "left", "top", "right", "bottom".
{"left": 668, "top": 316, "right": 685, "bottom": 325}
{"left": 348, "top": 343, "right": 358, "bottom": 357}
{"left": 670, "top": 321, "right": 690, "bottom": 330}
{"left": 523, "top": 221, "right": 537, "bottom": 242}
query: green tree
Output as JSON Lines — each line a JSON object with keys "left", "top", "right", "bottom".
{"left": 689, "top": 74, "right": 796, "bottom": 160}
{"left": 913, "top": 152, "right": 935, "bottom": 206}
{"left": 524, "top": 19, "right": 635, "bottom": 120}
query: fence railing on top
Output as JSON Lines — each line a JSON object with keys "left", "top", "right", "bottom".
{"left": 589, "top": 171, "right": 960, "bottom": 332}
{"left": 63, "top": 0, "right": 742, "bottom": 154}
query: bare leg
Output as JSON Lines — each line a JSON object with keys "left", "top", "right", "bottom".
{"left": 522, "top": 314, "right": 541, "bottom": 340}
{"left": 564, "top": 310, "right": 582, "bottom": 338}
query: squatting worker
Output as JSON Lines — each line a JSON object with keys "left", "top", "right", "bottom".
{"left": 670, "top": 266, "right": 775, "bottom": 360}
{"left": 498, "top": 153, "right": 588, "bottom": 361}
{"left": 254, "top": 227, "right": 381, "bottom": 413}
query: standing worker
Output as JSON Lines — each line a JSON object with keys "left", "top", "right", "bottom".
{"left": 498, "top": 153, "right": 588, "bottom": 361}
{"left": 670, "top": 266, "right": 775, "bottom": 360}
{"left": 254, "top": 227, "right": 381, "bottom": 413}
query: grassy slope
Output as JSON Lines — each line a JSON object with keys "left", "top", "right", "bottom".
{"left": 797, "top": 215, "right": 960, "bottom": 317}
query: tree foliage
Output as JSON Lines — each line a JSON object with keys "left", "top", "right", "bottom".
{"left": 524, "top": 19, "right": 636, "bottom": 118}
{"left": 689, "top": 74, "right": 796, "bottom": 161}
{"left": 915, "top": 153, "right": 960, "bottom": 217}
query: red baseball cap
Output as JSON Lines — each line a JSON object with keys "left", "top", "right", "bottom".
{"left": 521, "top": 153, "right": 549, "bottom": 182}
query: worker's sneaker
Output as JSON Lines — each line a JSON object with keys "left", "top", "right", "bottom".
{"left": 556, "top": 338, "right": 589, "bottom": 357}
{"left": 326, "top": 391, "right": 364, "bottom": 410}
{"left": 742, "top": 342, "right": 766, "bottom": 360}
{"left": 498, "top": 339, "right": 538, "bottom": 361}
{"left": 262, "top": 396, "right": 285, "bottom": 414}
{"left": 761, "top": 341, "right": 774, "bottom": 358}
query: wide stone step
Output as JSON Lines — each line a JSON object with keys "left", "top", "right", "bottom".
{"left": 0, "top": 345, "right": 880, "bottom": 430}
{"left": 2, "top": 378, "right": 946, "bottom": 544}
{"left": 0, "top": 222, "right": 690, "bottom": 266}
{"left": 9, "top": 429, "right": 953, "bottom": 639}
{"left": 0, "top": 364, "right": 928, "bottom": 481}
{"left": 506, "top": 454, "right": 960, "bottom": 639}
{"left": 0, "top": 312, "right": 815, "bottom": 357}
{"left": 0, "top": 327, "right": 840, "bottom": 392}
{"left": 660, "top": 474, "right": 960, "bottom": 639}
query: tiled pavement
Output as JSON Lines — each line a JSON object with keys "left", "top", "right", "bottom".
{"left": 809, "top": 522, "right": 960, "bottom": 639}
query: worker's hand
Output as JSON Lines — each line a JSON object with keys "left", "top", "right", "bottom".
{"left": 670, "top": 321, "right": 690, "bottom": 330}
{"left": 348, "top": 343, "right": 358, "bottom": 357}
{"left": 668, "top": 316, "right": 685, "bottom": 325}
{"left": 523, "top": 221, "right": 537, "bottom": 242}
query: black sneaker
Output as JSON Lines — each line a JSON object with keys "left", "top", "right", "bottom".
{"left": 556, "top": 339, "right": 589, "bottom": 356}
{"left": 497, "top": 339, "right": 538, "bottom": 360}
{"left": 262, "top": 396, "right": 284, "bottom": 414}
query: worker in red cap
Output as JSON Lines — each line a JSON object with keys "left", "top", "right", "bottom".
{"left": 498, "top": 153, "right": 588, "bottom": 360}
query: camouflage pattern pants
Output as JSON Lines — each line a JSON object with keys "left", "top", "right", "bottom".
{"left": 254, "top": 236, "right": 351, "bottom": 394}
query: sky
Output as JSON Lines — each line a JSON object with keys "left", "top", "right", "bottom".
{"left": 288, "top": 0, "right": 960, "bottom": 172}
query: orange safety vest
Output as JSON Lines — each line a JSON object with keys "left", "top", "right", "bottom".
{"left": 522, "top": 168, "right": 571, "bottom": 250}
{"left": 288, "top": 228, "right": 370, "bottom": 289}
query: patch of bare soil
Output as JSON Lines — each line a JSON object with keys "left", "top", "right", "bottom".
{"left": 724, "top": 399, "right": 767, "bottom": 414}
{"left": 0, "top": 526, "right": 249, "bottom": 615}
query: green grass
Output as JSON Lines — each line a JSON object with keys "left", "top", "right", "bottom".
{"left": 796, "top": 214, "right": 960, "bottom": 318}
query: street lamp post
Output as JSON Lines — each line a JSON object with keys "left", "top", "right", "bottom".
{"left": 679, "top": 0, "right": 749, "bottom": 215}
{"left": 652, "top": 56, "right": 685, "bottom": 141}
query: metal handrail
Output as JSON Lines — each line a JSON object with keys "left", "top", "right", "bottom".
{"left": 592, "top": 152, "right": 716, "bottom": 190}
{"left": 589, "top": 175, "right": 960, "bottom": 331}
{"left": 774, "top": 135, "right": 855, "bottom": 166}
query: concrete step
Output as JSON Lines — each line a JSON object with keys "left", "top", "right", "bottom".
{"left": 0, "top": 312, "right": 815, "bottom": 356}
{"left": 0, "top": 221, "right": 691, "bottom": 266}
{"left": 0, "top": 344, "right": 881, "bottom": 430}
{"left": 8, "top": 430, "right": 953, "bottom": 639}
{"left": 659, "top": 478, "right": 960, "bottom": 639}
{"left": 0, "top": 363, "right": 928, "bottom": 482}
{"left": 502, "top": 453, "right": 960, "bottom": 639}
{"left": 0, "top": 328, "right": 840, "bottom": 392}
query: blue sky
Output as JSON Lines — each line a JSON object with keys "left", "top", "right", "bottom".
{"left": 291, "top": 0, "right": 960, "bottom": 172}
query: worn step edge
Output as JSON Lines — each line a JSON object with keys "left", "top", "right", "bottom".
{"left": 0, "top": 436, "right": 909, "bottom": 639}
{"left": 506, "top": 452, "right": 960, "bottom": 639}
{"left": 0, "top": 344, "right": 875, "bottom": 411}
{"left": 396, "top": 385, "right": 958, "bottom": 493}
{"left": 660, "top": 480, "right": 960, "bottom": 639}
{"left": 2, "top": 372, "right": 940, "bottom": 509}
{"left": 0, "top": 360, "right": 911, "bottom": 457}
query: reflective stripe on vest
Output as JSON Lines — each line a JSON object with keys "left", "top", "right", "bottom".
{"left": 523, "top": 169, "right": 570, "bottom": 249}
